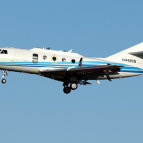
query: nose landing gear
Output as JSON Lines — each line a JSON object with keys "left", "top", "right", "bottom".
{"left": 1, "top": 70, "right": 7, "bottom": 84}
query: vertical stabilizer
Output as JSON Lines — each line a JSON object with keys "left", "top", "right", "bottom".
{"left": 106, "top": 42, "right": 143, "bottom": 68}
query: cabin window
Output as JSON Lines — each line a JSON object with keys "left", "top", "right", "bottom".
{"left": 52, "top": 56, "right": 57, "bottom": 61}
{"left": 43, "top": 55, "right": 47, "bottom": 60}
{"left": 62, "top": 58, "right": 66, "bottom": 62}
{"left": 51, "top": 55, "right": 58, "bottom": 64}
{"left": 32, "top": 53, "right": 38, "bottom": 64}
{"left": 0, "top": 50, "right": 8, "bottom": 54}
{"left": 71, "top": 59, "right": 75, "bottom": 63}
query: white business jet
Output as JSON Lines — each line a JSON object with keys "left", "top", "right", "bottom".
{"left": 0, "top": 43, "right": 143, "bottom": 94}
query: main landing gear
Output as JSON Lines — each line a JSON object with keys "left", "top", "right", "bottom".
{"left": 1, "top": 70, "right": 7, "bottom": 84}
{"left": 63, "top": 86, "right": 71, "bottom": 94}
{"left": 63, "top": 82, "right": 78, "bottom": 94}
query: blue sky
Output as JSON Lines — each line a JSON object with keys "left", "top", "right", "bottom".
{"left": 0, "top": 0, "right": 143, "bottom": 143}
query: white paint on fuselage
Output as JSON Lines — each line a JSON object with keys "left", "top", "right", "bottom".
{"left": 0, "top": 47, "right": 141, "bottom": 80}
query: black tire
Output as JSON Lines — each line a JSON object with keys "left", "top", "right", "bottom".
{"left": 2, "top": 79, "right": 6, "bottom": 84}
{"left": 63, "top": 87, "right": 71, "bottom": 94}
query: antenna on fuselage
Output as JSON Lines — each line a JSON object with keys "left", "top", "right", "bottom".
{"left": 79, "top": 58, "right": 83, "bottom": 67}
{"left": 68, "top": 49, "right": 72, "bottom": 52}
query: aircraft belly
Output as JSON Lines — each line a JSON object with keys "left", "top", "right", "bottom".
{"left": 0, "top": 65, "right": 39, "bottom": 74}
{"left": 98, "top": 72, "right": 141, "bottom": 80}
{"left": 79, "top": 71, "right": 141, "bottom": 80}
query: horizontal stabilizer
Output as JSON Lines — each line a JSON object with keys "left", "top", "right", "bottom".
{"left": 129, "top": 51, "right": 143, "bottom": 59}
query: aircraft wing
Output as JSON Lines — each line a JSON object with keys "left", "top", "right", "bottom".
{"left": 39, "top": 65, "right": 122, "bottom": 81}
{"left": 41, "top": 65, "right": 121, "bottom": 73}
{"left": 65, "top": 65, "right": 121, "bottom": 73}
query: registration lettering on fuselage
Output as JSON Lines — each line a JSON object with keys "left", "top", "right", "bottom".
{"left": 122, "top": 58, "right": 136, "bottom": 63}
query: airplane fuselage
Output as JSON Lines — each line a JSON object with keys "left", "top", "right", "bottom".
{"left": 0, "top": 47, "right": 140, "bottom": 78}
{"left": 0, "top": 44, "right": 142, "bottom": 94}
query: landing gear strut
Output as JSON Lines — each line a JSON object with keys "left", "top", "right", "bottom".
{"left": 1, "top": 70, "right": 7, "bottom": 84}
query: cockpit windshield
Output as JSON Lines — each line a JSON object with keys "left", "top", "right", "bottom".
{"left": 0, "top": 49, "right": 8, "bottom": 54}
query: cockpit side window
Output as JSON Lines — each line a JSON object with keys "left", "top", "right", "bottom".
{"left": 0, "top": 50, "right": 8, "bottom": 54}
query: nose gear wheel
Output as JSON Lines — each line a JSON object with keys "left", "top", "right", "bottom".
{"left": 2, "top": 79, "right": 6, "bottom": 84}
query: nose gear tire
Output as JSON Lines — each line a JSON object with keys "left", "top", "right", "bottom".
{"left": 2, "top": 79, "right": 6, "bottom": 84}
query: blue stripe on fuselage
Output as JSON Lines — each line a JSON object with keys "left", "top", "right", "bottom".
{"left": 0, "top": 61, "right": 142, "bottom": 73}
